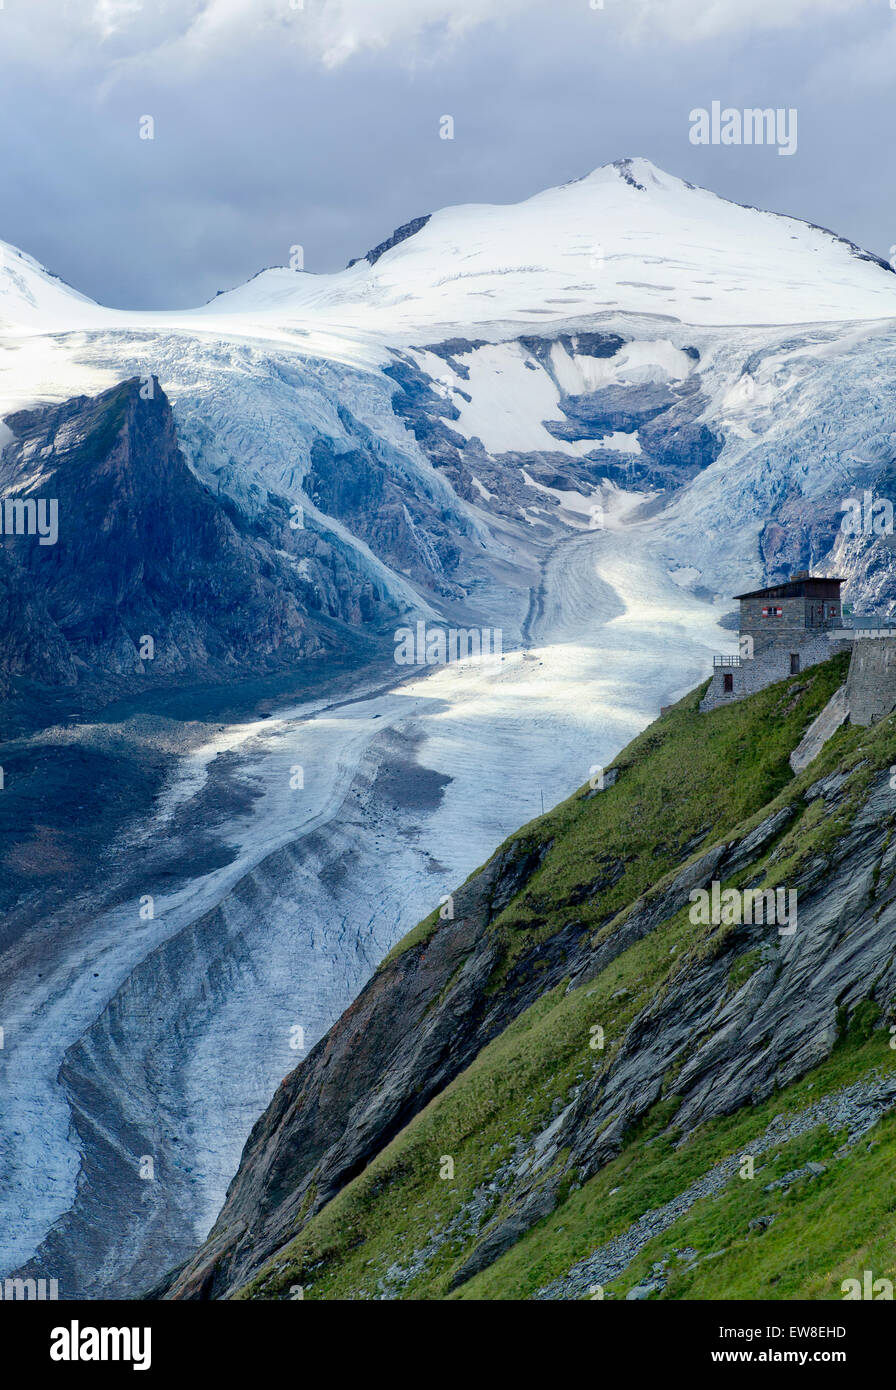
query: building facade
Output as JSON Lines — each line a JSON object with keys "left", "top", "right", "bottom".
{"left": 701, "top": 573, "right": 850, "bottom": 712}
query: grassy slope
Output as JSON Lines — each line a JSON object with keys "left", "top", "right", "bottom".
{"left": 235, "top": 654, "right": 896, "bottom": 1300}
{"left": 459, "top": 1032, "right": 896, "bottom": 1300}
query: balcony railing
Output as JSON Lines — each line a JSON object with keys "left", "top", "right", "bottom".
{"left": 713, "top": 655, "right": 742, "bottom": 667}
{"left": 841, "top": 615, "right": 896, "bottom": 632}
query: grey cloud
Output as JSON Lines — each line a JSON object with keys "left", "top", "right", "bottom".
{"left": 0, "top": 0, "right": 892, "bottom": 308}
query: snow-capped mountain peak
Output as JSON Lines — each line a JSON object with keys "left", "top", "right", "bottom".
{"left": 3, "top": 159, "right": 896, "bottom": 349}
{"left": 201, "top": 155, "right": 896, "bottom": 337}
{"left": 0, "top": 238, "right": 99, "bottom": 330}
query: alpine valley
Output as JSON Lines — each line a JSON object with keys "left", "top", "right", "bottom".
{"left": 3, "top": 158, "right": 896, "bottom": 1299}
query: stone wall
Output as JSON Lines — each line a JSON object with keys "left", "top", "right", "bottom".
{"left": 740, "top": 595, "right": 841, "bottom": 657}
{"left": 845, "top": 638, "right": 896, "bottom": 727}
{"left": 700, "top": 634, "right": 850, "bottom": 712}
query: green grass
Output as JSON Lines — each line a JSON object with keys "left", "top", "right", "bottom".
{"left": 382, "top": 657, "right": 850, "bottom": 981}
{"left": 592, "top": 1090, "right": 896, "bottom": 1302}
{"left": 480, "top": 656, "right": 850, "bottom": 986}
{"left": 232, "top": 655, "right": 896, "bottom": 1302}
{"left": 456, "top": 1032, "right": 896, "bottom": 1300}
{"left": 236, "top": 921, "right": 691, "bottom": 1301}
{"left": 726, "top": 948, "right": 763, "bottom": 996}
{"left": 598, "top": 1116, "right": 896, "bottom": 1301}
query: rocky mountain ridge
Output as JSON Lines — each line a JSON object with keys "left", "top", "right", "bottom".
{"left": 0, "top": 376, "right": 400, "bottom": 715}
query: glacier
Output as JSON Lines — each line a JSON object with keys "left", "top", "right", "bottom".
{"left": 1, "top": 156, "right": 896, "bottom": 1294}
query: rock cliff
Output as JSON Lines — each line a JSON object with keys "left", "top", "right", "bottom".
{"left": 0, "top": 378, "right": 396, "bottom": 711}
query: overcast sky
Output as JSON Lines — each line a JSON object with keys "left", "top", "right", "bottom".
{"left": 1, "top": 0, "right": 894, "bottom": 308}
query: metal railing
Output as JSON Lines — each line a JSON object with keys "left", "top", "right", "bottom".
{"left": 713, "top": 655, "right": 742, "bottom": 667}
{"left": 841, "top": 615, "right": 896, "bottom": 632}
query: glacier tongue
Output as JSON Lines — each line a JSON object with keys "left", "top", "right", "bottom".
{"left": 0, "top": 523, "right": 727, "bottom": 1295}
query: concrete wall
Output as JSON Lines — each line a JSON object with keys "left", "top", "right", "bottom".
{"left": 700, "top": 635, "right": 850, "bottom": 713}
{"left": 845, "top": 638, "right": 896, "bottom": 727}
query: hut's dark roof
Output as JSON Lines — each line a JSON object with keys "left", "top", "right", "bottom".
{"left": 734, "top": 576, "right": 845, "bottom": 602}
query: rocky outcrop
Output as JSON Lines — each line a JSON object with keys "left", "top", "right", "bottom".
{"left": 0, "top": 378, "right": 396, "bottom": 713}
{"left": 535, "top": 1070, "right": 896, "bottom": 1300}
{"left": 790, "top": 684, "right": 849, "bottom": 770}
{"left": 387, "top": 332, "right": 722, "bottom": 514}
{"left": 348, "top": 214, "right": 431, "bottom": 269}
{"left": 157, "top": 835, "right": 569, "bottom": 1299}
{"left": 305, "top": 428, "right": 463, "bottom": 597}
{"left": 526, "top": 770, "right": 896, "bottom": 1191}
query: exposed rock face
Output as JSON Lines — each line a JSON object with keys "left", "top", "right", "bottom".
{"left": 789, "top": 684, "right": 849, "bottom": 771}
{"left": 305, "top": 431, "right": 463, "bottom": 598}
{"left": 0, "top": 378, "right": 396, "bottom": 709}
{"left": 386, "top": 333, "right": 723, "bottom": 515}
{"left": 0, "top": 545, "right": 78, "bottom": 696}
{"left": 159, "top": 836, "right": 562, "bottom": 1299}
{"left": 534, "top": 1070, "right": 896, "bottom": 1301}
{"left": 549, "top": 774, "right": 895, "bottom": 1164}
{"left": 347, "top": 214, "right": 432, "bottom": 269}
